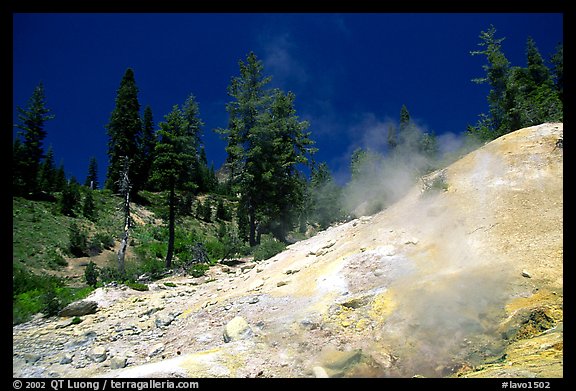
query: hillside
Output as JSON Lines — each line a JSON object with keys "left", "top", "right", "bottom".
{"left": 13, "top": 123, "right": 563, "bottom": 378}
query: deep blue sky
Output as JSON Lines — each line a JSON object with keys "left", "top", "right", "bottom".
{"left": 12, "top": 13, "right": 563, "bottom": 186}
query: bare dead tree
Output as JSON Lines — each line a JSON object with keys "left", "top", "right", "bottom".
{"left": 117, "top": 156, "right": 132, "bottom": 276}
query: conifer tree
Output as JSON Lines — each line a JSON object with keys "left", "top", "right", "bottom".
{"left": 151, "top": 95, "right": 203, "bottom": 268}
{"left": 13, "top": 82, "right": 55, "bottom": 196}
{"left": 217, "top": 52, "right": 315, "bottom": 245}
{"left": 84, "top": 156, "right": 99, "bottom": 189}
{"left": 38, "top": 145, "right": 56, "bottom": 192}
{"left": 135, "top": 105, "right": 156, "bottom": 191}
{"left": 105, "top": 68, "right": 142, "bottom": 194}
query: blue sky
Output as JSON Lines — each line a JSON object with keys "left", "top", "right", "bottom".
{"left": 12, "top": 13, "right": 563, "bottom": 186}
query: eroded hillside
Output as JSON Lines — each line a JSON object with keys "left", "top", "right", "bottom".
{"left": 13, "top": 123, "right": 563, "bottom": 378}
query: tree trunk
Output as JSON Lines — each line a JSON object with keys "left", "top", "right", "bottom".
{"left": 165, "top": 185, "right": 175, "bottom": 269}
{"left": 248, "top": 207, "right": 257, "bottom": 247}
{"left": 117, "top": 157, "right": 131, "bottom": 276}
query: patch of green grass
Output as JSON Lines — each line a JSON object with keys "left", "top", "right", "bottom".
{"left": 125, "top": 281, "right": 149, "bottom": 291}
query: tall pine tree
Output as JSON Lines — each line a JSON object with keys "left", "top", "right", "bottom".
{"left": 217, "top": 52, "right": 315, "bottom": 245}
{"left": 135, "top": 105, "right": 156, "bottom": 191}
{"left": 151, "top": 95, "right": 203, "bottom": 268}
{"left": 84, "top": 156, "right": 99, "bottom": 189}
{"left": 105, "top": 68, "right": 142, "bottom": 194}
{"left": 13, "top": 82, "right": 55, "bottom": 196}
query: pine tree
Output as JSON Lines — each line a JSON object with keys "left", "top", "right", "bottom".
{"left": 38, "top": 145, "right": 56, "bottom": 193}
{"left": 13, "top": 82, "right": 55, "bottom": 196}
{"left": 217, "top": 52, "right": 315, "bottom": 245}
{"left": 105, "top": 68, "right": 142, "bottom": 194}
{"left": 135, "top": 105, "right": 156, "bottom": 191}
{"left": 550, "top": 43, "right": 563, "bottom": 103}
{"left": 84, "top": 156, "right": 99, "bottom": 189}
{"left": 309, "top": 162, "right": 343, "bottom": 229}
{"left": 82, "top": 188, "right": 97, "bottom": 221}
{"left": 470, "top": 25, "right": 511, "bottom": 137}
{"left": 60, "top": 177, "right": 81, "bottom": 217}
{"left": 54, "top": 162, "right": 67, "bottom": 192}
{"left": 151, "top": 96, "right": 203, "bottom": 268}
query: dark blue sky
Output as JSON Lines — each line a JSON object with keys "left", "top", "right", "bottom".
{"left": 12, "top": 13, "right": 563, "bottom": 186}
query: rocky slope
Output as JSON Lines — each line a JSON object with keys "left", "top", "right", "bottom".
{"left": 13, "top": 123, "right": 563, "bottom": 378}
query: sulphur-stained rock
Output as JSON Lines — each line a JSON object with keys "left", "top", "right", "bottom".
{"left": 223, "top": 316, "right": 253, "bottom": 343}
{"left": 58, "top": 300, "right": 98, "bottom": 317}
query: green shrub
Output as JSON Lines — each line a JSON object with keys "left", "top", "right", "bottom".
{"left": 253, "top": 236, "right": 286, "bottom": 261}
{"left": 84, "top": 261, "right": 99, "bottom": 288}
{"left": 190, "top": 263, "right": 209, "bottom": 278}
{"left": 125, "top": 281, "right": 149, "bottom": 291}
{"left": 71, "top": 316, "right": 83, "bottom": 325}
{"left": 69, "top": 221, "right": 88, "bottom": 257}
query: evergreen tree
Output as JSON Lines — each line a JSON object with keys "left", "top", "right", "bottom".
{"left": 13, "top": 82, "right": 55, "bottom": 196}
{"left": 54, "top": 161, "right": 67, "bottom": 192}
{"left": 135, "top": 105, "right": 156, "bottom": 191}
{"left": 151, "top": 95, "right": 202, "bottom": 268}
{"left": 308, "top": 162, "right": 343, "bottom": 229}
{"left": 105, "top": 68, "right": 142, "bottom": 194}
{"left": 470, "top": 25, "right": 511, "bottom": 137}
{"left": 60, "top": 177, "right": 81, "bottom": 217}
{"left": 521, "top": 37, "right": 562, "bottom": 124}
{"left": 38, "top": 144, "right": 56, "bottom": 192}
{"left": 217, "top": 52, "right": 315, "bottom": 245}
{"left": 84, "top": 156, "right": 99, "bottom": 189}
{"left": 550, "top": 43, "right": 563, "bottom": 103}
{"left": 82, "top": 188, "right": 97, "bottom": 221}
{"left": 399, "top": 104, "right": 411, "bottom": 134}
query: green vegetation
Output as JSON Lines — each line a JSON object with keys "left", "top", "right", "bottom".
{"left": 468, "top": 25, "right": 563, "bottom": 142}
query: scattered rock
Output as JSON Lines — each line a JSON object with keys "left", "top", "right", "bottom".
{"left": 317, "top": 348, "right": 363, "bottom": 377}
{"left": 248, "top": 296, "right": 260, "bottom": 304}
{"left": 110, "top": 356, "right": 127, "bottom": 369}
{"left": 58, "top": 300, "right": 98, "bottom": 317}
{"left": 276, "top": 281, "right": 289, "bottom": 287}
{"left": 223, "top": 316, "right": 253, "bottom": 343}
{"left": 87, "top": 346, "right": 107, "bottom": 363}
{"left": 148, "top": 343, "right": 165, "bottom": 357}
{"left": 23, "top": 353, "right": 41, "bottom": 363}
{"left": 59, "top": 353, "right": 74, "bottom": 365}
{"left": 522, "top": 270, "right": 532, "bottom": 278}
{"left": 312, "top": 366, "right": 330, "bottom": 378}
{"left": 155, "top": 312, "right": 176, "bottom": 328}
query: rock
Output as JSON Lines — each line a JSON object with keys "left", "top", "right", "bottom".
{"left": 23, "top": 353, "right": 41, "bottom": 363}
{"left": 276, "top": 281, "right": 289, "bottom": 287}
{"left": 248, "top": 296, "right": 260, "bottom": 304}
{"left": 312, "top": 366, "right": 330, "bottom": 378}
{"left": 87, "top": 346, "right": 107, "bottom": 363}
{"left": 522, "top": 270, "right": 532, "bottom": 278}
{"left": 318, "top": 348, "right": 363, "bottom": 377}
{"left": 148, "top": 343, "right": 165, "bottom": 357}
{"left": 223, "top": 316, "right": 253, "bottom": 343}
{"left": 59, "top": 353, "right": 74, "bottom": 365}
{"left": 58, "top": 300, "right": 98, "bottom": 317}
{"left": 155, "top": 312, "right": 176, "bottom": 328}
{"left": 110, "top": 356, "right": 127, "bottom": 369}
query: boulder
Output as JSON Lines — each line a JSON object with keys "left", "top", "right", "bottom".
{"left": 223, "top": 316, "right": 253, "bottom": 343}
{"left": 58, "top": 300, "right": 98, "bottom": 317}
{"left": 87, "top": 346, "right": 107, "bottom": 363}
